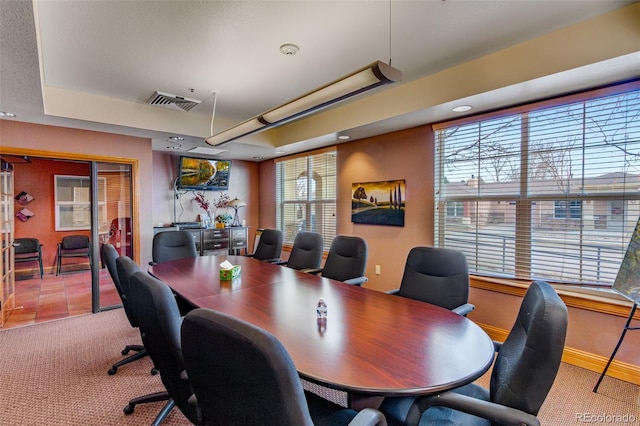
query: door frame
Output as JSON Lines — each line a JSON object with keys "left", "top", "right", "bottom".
{"left": 0, "top": 147, "right": 140, "bottom": 313}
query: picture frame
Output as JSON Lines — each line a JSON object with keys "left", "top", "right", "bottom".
{"left": 351, "top": 180, "right": 405, "bottom": 226}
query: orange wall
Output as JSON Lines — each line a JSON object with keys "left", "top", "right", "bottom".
{"left": 13, "top": 158, "right": 91, "bottom": 271}
{"left": 259, "top": 125, "right": 434, "bottom": 291}
{"left": 0, "top": 121, "right": 155, "bottom": 264}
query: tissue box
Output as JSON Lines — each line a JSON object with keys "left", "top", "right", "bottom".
{"left": 219, "top": 265, "right": 241, "bottom": 280}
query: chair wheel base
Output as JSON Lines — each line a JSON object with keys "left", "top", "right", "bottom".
{"left": 108, "top": 367, "right": 117, "bottom": 375}
{"left": 123, "top": 404, "right": 134, "bottom": 415}
{"left": 151, "top": 367, "right": 158, "bottom": 375}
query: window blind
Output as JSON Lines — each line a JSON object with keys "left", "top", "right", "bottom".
{"left": 275, "top": 148, "right": 337, "bottom": 249}
{"left": 434, "top": 82, "right": 640, "bottom": 286}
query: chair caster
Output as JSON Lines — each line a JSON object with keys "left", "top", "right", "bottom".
{"left": 121, "top": 348, "right": 130, "bottom": 355}
{"left": 108, "top": 367, "right": 117, "bottom": 375}
{"left": 151, "top": 367, "right": 158, "bottom": 375}
{"left": 123, "top": 404, "right": 135, "bottom": 415}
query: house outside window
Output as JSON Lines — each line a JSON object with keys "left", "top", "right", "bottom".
{"left": 434, "top": 82, "right": 640, "bottom": 287}
{"left": 275, "top": 148, "right": 337, "bottom": 249}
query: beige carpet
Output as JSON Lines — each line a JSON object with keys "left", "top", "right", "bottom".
{"left": 0, "top": 309, "right": 638, "bottom": 425}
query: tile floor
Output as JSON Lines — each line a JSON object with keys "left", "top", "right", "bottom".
{"left": 3, "top": 267, "right": 121, "bottom": 329}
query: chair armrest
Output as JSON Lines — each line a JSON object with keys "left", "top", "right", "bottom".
{"left": 348, "top": 408, "right": 387, "bottom": 426}
{"left": 385, "top": 288, "right": 400, "bottom": 295}
{"left": 301, "top": 267, "right": 323, "bottom": 275}
{"left": 343, "top": 276, "right": 368, "bottom": 286}
{"left": 271, "top": 259, "right": 287, "bottom": 265}
{"left": 451, "top": 303, "right": 475, "bottom": 316}
{"left": 418, "top": 391, "right": 540, "bottom": 426}
{"left": 149, "top": 261, "right": 157, "bottom": 266}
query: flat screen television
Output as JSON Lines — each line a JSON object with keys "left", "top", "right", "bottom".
{"left": 177, "top": 156, "right": 231, "bottom": 191}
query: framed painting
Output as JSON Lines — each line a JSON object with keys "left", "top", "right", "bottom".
{"left": 351, "top": 180, "right": 405, "bottom": 226}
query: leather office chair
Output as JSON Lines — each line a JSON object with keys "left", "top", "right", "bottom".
{"left": 56, "top": 234, "right": 92, "bottom": 275}
{"left": 275, "top": 231, "right": 323, "bottom": 270}
{"left": 247, "top": 228, "right": 283, "bottom": 262}
{"left": 379, "top": 280, "right": 568, "bottom": 426}
{"left": 387, "top": 247, "right": 474, "bottom": 316}
{"left": 14, "top": 237, "right": 44, "bottom": 279}
{"left": 151, "top": 230, "right": 198, "bottom": 265}
{"left": 125, "top": 271, "right": 200, "bottom": 425}
{"left": 306, "top": 235, "right": 368, "bottom": 286}
{"left": 101, "top": 244, "right": 149, "bottom": 375}
{"left": 181, "top": 307, "right": 386, "bottom": 426}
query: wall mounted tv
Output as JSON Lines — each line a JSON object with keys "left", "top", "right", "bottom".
{"left": 177, "top": 156, "right": 231, "bottom": 191}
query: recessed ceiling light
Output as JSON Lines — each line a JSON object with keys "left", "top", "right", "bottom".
{"left": 0, "top": 111, "right": 16, "bottom": 117}
{"left": 338, "top": 135, "right": 350, "bottom": 140}
{"left": 168, "top": 136, "right": 184, "bottom": 141}
{"left": 166, "top": 145, "right": 181, "bottom": 150}
{"left": 253, "top": 156, "right": 264, "bottom": 160}
{"left": 452, "top": 105, "right": 472, "bottom": 113}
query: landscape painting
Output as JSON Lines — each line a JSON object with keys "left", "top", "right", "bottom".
{"left": 352, "top": 180, "right": 405, "bottom": 227}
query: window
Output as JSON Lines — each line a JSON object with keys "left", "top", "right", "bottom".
{"left": 554, "top": 200, "right": 582, "bottom": 220}
{"left": 55, "top": 175, "right": 107, "bottom": 231}
{"left": 434, "top": 82, "right": 640, "bottom": 286}
{"left": 275, "top": 148, "right": 337, "bottom": 249}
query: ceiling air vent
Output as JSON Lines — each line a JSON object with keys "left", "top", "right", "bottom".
{"left": 146, "top": 91, "right": 201, "bottom": 112}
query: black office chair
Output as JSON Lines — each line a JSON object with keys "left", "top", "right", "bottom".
{"left": 247, "top": 228, "right": 283, "bottom": 262}
{"left": 387, "top": 247, "right": 474, "bottom": 316}
{"left": 150, "top": 230, "right": 198, "bottom": 265}
{"left": 14, "top": 237, "right": 44, "bottom": 278}
{"left": 379, "top": 280, "right": 568, "bottom": 426}
{"left": 305, "top": 235, "right": 368, "bottom": 286}
{"left": 56, "top": 234, "right": 92, "bottom": 275}
{"left": 275, "top": 231, "right": 323, "bottom": 270}
{"left": 181, "top": 307, "right": 386, "bottom": 426}
{"left": 101, "top": 244, "right": 149, "bottom": 375}
{"left": 125, "top": 271, "right": 200, "bottom": 425}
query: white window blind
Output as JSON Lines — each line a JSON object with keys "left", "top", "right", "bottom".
{"left": 276, "top": 148, "right": 337, "bottom": 249}
{"left": 434, "top": 82, "right": 640, "bottom": 286}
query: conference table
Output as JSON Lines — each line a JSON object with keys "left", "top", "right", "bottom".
{"left": 148, "top": 255, "right": 495, "bottom": 405}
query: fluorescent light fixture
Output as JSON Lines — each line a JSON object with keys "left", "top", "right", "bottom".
{"left": 187, "top": 146, "right": 227, "bottom": 156}
{"left": 206, "top": 118, "right": 266, "bottom": 146}
{"left": 205, "top": 61, "right": 402, "bottom": 147}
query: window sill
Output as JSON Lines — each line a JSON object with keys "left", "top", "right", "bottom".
{"left": 470, "top": 275, "right": 638, "bottom": 319}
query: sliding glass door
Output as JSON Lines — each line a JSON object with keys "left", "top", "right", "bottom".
{"left": 95, "top": 162, "right": 133, "bottom": 311}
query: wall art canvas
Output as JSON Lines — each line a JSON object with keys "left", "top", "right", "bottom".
{"left": 351, "top": 180, "right": 405, "bottom": 227}
{"left": 15, "top": 191, "right": 34, "bottom": 205}
{"left": 613, "top": 215, "right": 640, "bottom": 304}
{"left": 16, "top": 207, "right": 34, "bottom": 222}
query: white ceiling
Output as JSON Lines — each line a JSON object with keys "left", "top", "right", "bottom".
{"left": 1, "top": 0, "right": 638, "bottom": 161}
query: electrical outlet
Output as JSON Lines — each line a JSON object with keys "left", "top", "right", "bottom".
{"left": 375, "top": 265, "right": 381, "bottom": 275}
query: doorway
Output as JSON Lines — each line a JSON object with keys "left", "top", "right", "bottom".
{"left": 2, "top": 155, "right": 134, "bottom": 328}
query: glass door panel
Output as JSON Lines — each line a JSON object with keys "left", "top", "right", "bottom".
{"left": 97, "top": 163, "right": 133, "bottom": 310}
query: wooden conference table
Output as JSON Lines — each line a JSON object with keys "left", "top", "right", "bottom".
{"left": 148, "top": 255, "right": 495, "bottom": 401}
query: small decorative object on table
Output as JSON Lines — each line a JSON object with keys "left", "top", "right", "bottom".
{"left": 215, "top": 213, "right": 233, "bottom": 228}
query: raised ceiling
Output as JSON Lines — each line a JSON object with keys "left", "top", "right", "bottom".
{"left": 1, "top": 1, "right": 638, "bottom": 161}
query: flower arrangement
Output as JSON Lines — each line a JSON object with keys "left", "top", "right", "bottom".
{"left": 215, "top": 213, "right": 233, "bottom": 225}
{"left": 193, "top": 192, "right": 231, "bottom": 224}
